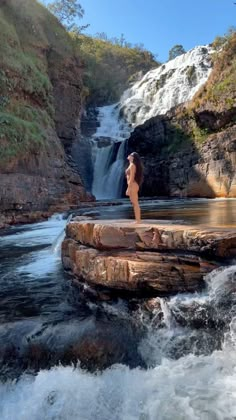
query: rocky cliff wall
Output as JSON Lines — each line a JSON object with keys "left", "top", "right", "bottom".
{"left": 0, "top": 0, "right": 91, "bottom": 225}
{"left": 128, "top": 111, "right": 236, "bottom": 198}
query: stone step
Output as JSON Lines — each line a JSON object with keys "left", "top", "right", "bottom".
{"left": 66, "top": 219, "right": 236, "bottom": 258}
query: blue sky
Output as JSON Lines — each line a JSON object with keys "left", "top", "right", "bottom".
{"left": 42, "top": 1, "right": 235, "bottom": 61}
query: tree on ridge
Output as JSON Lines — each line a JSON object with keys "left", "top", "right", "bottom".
{"left": 47, "top": 0, "right": 89, "bottom": 32}
{"left": 168, "top": 44, "right": 186, "bottom": 61}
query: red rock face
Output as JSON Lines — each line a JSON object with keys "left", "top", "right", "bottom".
{"left": 0, "top": 127, "right": 91, "bottom": 225}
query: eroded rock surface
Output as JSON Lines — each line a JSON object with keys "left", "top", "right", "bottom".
{"left": 66, "top": 220, "right": 236, "bottom": 258}
{"left": 61, "top": 219, "right": 236, "bottom": 295}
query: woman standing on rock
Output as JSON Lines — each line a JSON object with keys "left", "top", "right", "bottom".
{"left": 125, "top": 152, "right": 144, "bottom": 223}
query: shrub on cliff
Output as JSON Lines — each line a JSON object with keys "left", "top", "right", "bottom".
{"left": 192, "top": 30, "right": 236, "bottom": 112}
{"left": 75, "top": 34, "right": 159, "bottom": 106}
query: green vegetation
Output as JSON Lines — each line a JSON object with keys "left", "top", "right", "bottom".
{"left": 192, "top": 31, "right": 236, "bottom": 112}
{"left": 211, "top": 27, "right": 236, "bottom": 50}
{"left": 171, "top": 30, "right": 236, "bottom": 151}
{"left": 0, "top": 0, "right": 76, "bottom": 162}
{"left": 190, "top": 124, "right": 209, "bottom": 144}
{"left": 186, "top": 65, "right": 197, "bottom": 85}
{"left": 164, "top": 119, "right": 209, "bottom": 155}
{"left": 0, "top": 113, "right": 44, "bottom": 162}
{"left": 168, "top": 44, "right": 186, "bottom": 61}
{"left": 1, "top": 0, "right": 234, "bottom": 164}
{"left": 165, "top": 124, "right": 192, "bottom": 153}
{"left": 46, "top": 0, "right": 159, "bottom": 104}
{"left": 47, "top": 0, "right": 89, "bottom": 32}
{"left": 0, "top": 0, "right": 159, "bottom": 164}
{"left": 74, "top": 34, "right": 159, "bottom": 105}
{"left": 47, "top": 0, "right": 84, "bottom": 25}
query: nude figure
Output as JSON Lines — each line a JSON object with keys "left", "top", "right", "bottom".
{"left": 125, "top": 152, "right": 144, "bottom": 223}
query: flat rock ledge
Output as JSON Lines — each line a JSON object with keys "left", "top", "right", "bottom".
{"left": 61, "top": 219, "right": 236, "bottom": 295}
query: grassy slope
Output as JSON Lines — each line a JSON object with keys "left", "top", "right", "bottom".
{"left": 0, "top": 0, "right": 76, "bottom": 164}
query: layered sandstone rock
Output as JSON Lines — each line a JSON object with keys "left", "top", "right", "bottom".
{"left": 62, "top": 239, "right": 216, "bottom": 294}
{"left": 65, "top": 220, "right": 236, "bottom": 258}
{"left": 61, "top": 219, "right": 236, "bottom": 295}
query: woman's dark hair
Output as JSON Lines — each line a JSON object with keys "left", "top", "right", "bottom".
{"left": 131, "top": 152, "right": 144, "bottom": 186}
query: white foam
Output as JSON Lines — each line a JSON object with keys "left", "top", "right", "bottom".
{"left": 1, "top": 342, "right": 236, "bottom": 420}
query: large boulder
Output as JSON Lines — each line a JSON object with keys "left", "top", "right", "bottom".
{"left": 62, "top": 238, "right": 217, "bottom": 294}
{"left": 66, "top": 220, "right": 236, "bottom": 258}
{"left": 61, "top": 219, "right": 236, "bottom": 295}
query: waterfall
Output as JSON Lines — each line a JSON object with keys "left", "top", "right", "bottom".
{"left": 119, "top": 45, "right": 214, "bottom": 127}
{"left": 90, "top": 45, "right": 213, "bottom": 199}
{"left": 51, "top": 214, "right": 72, "bottom": 255}
{"left": 91, "top": 104, "right": 131, "bottom": 199}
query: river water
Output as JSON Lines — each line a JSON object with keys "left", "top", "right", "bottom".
{"left": 0, "top": 198, "right": 236, "bottom": 420}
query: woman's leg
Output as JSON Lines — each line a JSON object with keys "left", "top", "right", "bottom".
{"left": 130, "top": 187, "right": 141, "bottom": 223}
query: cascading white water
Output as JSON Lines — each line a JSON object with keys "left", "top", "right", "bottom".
{"left": 93, "top": 140, "right": 127, "bottom": 199}
{"left": 13, "top": 214, "right": 68, "bottom": 277}
{"left": 91, "top": 104, "right": 131, "bottom": 199}
{"left": 93, "top": 104, "right": 130, "bottom": 141}
{"left": 119, "top": 45, "right": 214, "bottom": 127}
{"left": 1, "top": 265, "right": 236, "bottom": 419}
{"left": 91, "top": 46, "right": 213, "bottom": 199}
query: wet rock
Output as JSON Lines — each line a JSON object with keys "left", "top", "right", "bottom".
{"left": 82, "top": 210, "right": 101, "bottom": 218}
{"left": 170, "top": 301, "right": 221, "bottom": 329}
{"left": 61, "top": 219, "right": 236, "bottom": 295}
{"left": 0, "top": 211, "right": 51, "bottom": 229}
{"left": 62, "top": 238, "right": 217, "bottom": 295}
{"left": 65, "top": 220, "right": 236, "bottom": 258}
{"left": 143, "top": 297, "right": 162, "bottom": 313}
{"left": 72, "top": 216, "right": 93, "bottom": 222}
{"left": 0, "top": 318, "right": 143, "bottom": 374}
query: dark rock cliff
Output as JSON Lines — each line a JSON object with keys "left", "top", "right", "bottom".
{"left": 128, "top": 111, "right": 236, "bottom": 198}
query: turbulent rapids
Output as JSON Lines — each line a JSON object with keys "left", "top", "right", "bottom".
{"left": 1, "top": 266, "right": 236, "bottom": 419}
{"left": 0, "top": 200, "right": 236, "bottom": 419}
